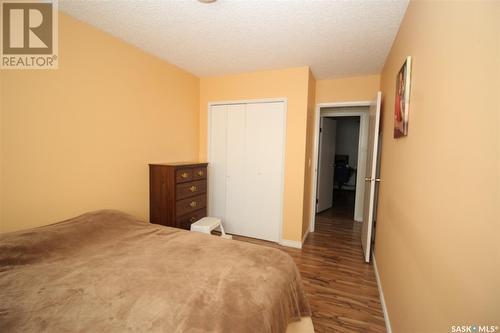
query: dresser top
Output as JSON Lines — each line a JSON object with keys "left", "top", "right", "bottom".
{"left": 149, "top": 162, "right": 208, "bottom": 167}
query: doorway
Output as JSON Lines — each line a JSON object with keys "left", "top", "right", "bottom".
{"left": 315, "top": 106, "right": 369, "bottom": 223}
{"left": 320, "top": 116, "right": 361, "bottom": 217}
{"left": 310, "top": 94, "right": 382, "bottom": 262}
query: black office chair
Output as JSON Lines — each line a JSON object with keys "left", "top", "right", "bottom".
{"left": 334, "top": 155, "right": 351, "bottom": 190}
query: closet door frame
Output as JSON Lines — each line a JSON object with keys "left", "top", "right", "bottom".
{"left": 207, "top": 98, "right": 288, "bottom": 243}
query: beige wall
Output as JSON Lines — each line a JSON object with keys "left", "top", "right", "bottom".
{"left": 301, "top": 69, "right": 316, "bottom": 237}
{"left": 376, "top": 1, "right": 500, "bottom": 332}
{"left": 0, "top": 13, "right": 200, "bottom": 232}
{"left": 316, "top": 75, "right": 380, "bottom": 103}
{"left": 199, "top": 67, "right": 310, "bottom": 242}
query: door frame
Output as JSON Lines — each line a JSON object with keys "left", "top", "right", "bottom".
{"left": 310, "top": 101, "right": 372, "bottom": 233}
{"left": 207, "top": 98, "right": 288, "bottom": 243}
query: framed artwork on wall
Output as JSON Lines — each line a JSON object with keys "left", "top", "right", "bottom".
{"left": 394, "top": 56, "right": 412, "bottom": 138}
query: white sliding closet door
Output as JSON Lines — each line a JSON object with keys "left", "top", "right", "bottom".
{"left": 240, "top": 102, "right": 284, "bottom": 241}
{"left": 209, "top": 105, "right": 228, "bottom": 221}
{"left": 208, "top": 101, "right": 285, "bottom": 242}
{"left": 225, "top": 104, "right": 248, "bottom": 235}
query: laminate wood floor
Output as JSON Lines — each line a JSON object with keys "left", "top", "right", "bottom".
{"left": 233, "top": 208, "right": 386, "bottom": 333}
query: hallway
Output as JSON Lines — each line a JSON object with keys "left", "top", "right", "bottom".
{"left": 236, "top": 209, "right": 386, "bottom": 332}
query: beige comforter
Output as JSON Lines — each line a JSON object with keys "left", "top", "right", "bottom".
{"left": 0, "top": 210, "right": 310, "bottom": 332}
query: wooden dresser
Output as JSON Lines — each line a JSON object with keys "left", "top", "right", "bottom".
{"left": 149, "top": 162, "right": 208, "bottom": 230}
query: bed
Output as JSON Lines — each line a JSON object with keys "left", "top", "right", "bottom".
{"left": 0, "top": 210, "right": 312, "bottom": 332}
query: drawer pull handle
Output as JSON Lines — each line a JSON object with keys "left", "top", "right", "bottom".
{"left": 197, "top": 171, "right": 204, "bottom": 177}
{"left": 189, "top": 186, "right": 198, "bottom": 192}
{"left": 189, "top": 217, "right": 197, "bottom": 223}
{"left": 181, "top": 172, "right": 189, "bottom": 179}
{"left": 189, "top": 201, "right": 198, "bottom": 208}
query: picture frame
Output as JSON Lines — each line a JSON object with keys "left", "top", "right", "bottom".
{"left": 394, "top": 56, "right": 412, "bottom": 138}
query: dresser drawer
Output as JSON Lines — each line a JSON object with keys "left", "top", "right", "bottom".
{"left": 176, "top": 180, "right": 207, "bottom": 200}
{"left": 192, "top": 167, "right": 207, "bottom": 180}
{"left": 176, "top": 168, "right": 193, "bottom": 183}
{"left": 176, "top": 208, "right": 206, "bottom": 230}
{"left": 176, "top": 194, "right": 207, "bottom": 217}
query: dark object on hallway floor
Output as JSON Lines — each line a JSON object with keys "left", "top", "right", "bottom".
{"left": 332, "top": 188, "right": 356, "bottom": 218}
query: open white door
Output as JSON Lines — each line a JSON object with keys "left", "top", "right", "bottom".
{"left": 361, "top": 92, "right": 382, "bottom": 263}
{"left": 316, "top": 117, "right": 337, "bottom": 212}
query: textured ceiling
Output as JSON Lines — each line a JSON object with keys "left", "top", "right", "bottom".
{"left": 60, "top": 0, "right": 409, "bottom": 79}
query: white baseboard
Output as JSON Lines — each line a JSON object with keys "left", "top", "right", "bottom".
{"left": 279, "top": 239, "right": 302, "bottom": 249}
{"left": 302, "top": 228, "right": 310, "bottom": 244}
{"left": 373, "top": 254, "right": 392, "bottom": 333}
{"left": 280, "top": 229, "right": 309, "bottom": 249}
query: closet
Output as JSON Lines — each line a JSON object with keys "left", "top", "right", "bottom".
{"left": 208, "top": 101, "right": 286, "bottom": 242}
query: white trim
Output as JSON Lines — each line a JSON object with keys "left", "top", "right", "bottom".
{"left": 279, "top": 230, "right": 308, "bottom": 249}
{"left": 320, "top": 110, "right": 368, "bottom": 117}
{"left": 319, "top": 109, "right": 369, "bottom": 222}
{"left": 317, "top": 101, "right": 374, "bottom": 108}
{"left": 207, "top": 98, "right": 288, "bottom": 244}
{"left": 209, "top": 98, "right": 288, "bottom": 107}
{"left": 302, "top": 228, "right": 309, "bottom": 244}
{"left": 310, "top": 101, "right": 372, "bottom": 233}
{"left": 373, "top": 254, "right": 392, "bottom": 333}
{"left": 279, "top": 239, "right": 302, "bottom": 249}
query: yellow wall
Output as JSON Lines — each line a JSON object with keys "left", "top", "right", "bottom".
{"left": 301, "top": 69, "right": 316, "bottom": 237}
{"left": 316, "top": 75, "right": 380, "bottom": 103}
{"left": 0, "top": 13, "right": 200, "bottom": 232}
{"left": 0, "top": 12, "right": 380, "bottom": 240}
{"left": 302, "top": 75, "right": 380, "bottom": 238}
{"left": 198, "top": 70, "right": 380, "bottom": 242}
{"left": 376, "top": 1, "right": 500, "bottom": 332}
{"left": 199, "top": 67, "right": 310, "bottom": 242}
